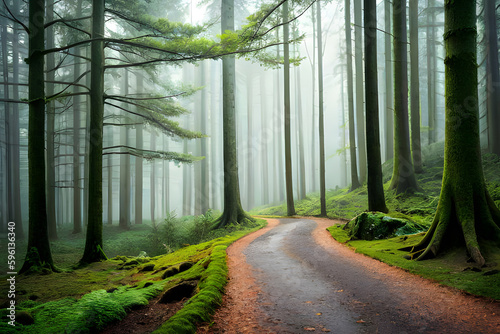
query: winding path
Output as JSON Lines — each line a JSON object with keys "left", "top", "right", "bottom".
{"left": 201, "top": 218, "right": 500, "bottom": 333}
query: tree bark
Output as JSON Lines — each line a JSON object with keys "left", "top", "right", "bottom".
{"left": 260, "top": 73, "right": 270, "bottom": 205}
{"left": 46, "top": 0, "right": 58, "bottom": 240}
{"left": 135, "top": 73, "right": 143, "bottom": 224}
{"left": 354, "top": 0, "right": 366, "bottom": 184}
{"left": 427, "top": 0, "right": 437, "bottom": 144}
{"left": 81, "top": 0, "right": 107, "bottom": 264}
{"left": 214, "top": 0, "right": 252, "bottom": 228}
{"left": 119, "top": 69, "right": 130, "bottom": 229}
{"left": 404, "top": 0, "right": 500, "bottom": 266}
{"left": 294, "top": 29, "right": 307, "bottom": 200}
{"left": 345, "top": 0, "right": 361, "bottom": 191}
{"left": 10, "top": 0, "right": 24, "bottom": 238}
{"left": 317, "top": 0, "right": 326, "bottom": 216}
{"left": 73, "top": 43, "right": 82, "bottom": 234}
{"left": 384, "top": 0, "right": 394, "bottom": 161}
{"left": 284, "top": 0, "right": 296, "bottom": 216}
{"left": 364, "top": 0, "right": 388, "bottom": 213}
{"left": 21, "top": 0, "right": 56, "bottom": 273}
{"left": 485, "top": 0, "right": 500, "bottom": 155}
{"left": 409, "top": 0, "right": 422, "bottom": 173}
{"left": 389, "top": 0, "right": 419, "bottom": 194}
{"left": 246, "top": 70, "right": 255, "bottom": 210}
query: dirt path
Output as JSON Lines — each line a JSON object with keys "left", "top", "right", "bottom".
{"left": 202, "top": 218, "right": 500, "bottom": 333}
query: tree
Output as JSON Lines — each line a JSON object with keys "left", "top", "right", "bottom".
{"left": 364, "top": 0, "right": 388, "bottom": 213}
{"left": 46, "top": 0, "right": 58, "bottom": 240}
{"left": 2, "top": 1, "right": 24, "bottom": 238}
{"left": 317, "top": 0, "right": 326, "bottom": 216}
{"left": 354, "top": 0, "right": 366, "bottom": 184}
{"left": 384, "top": 0, "right": 393, "bottom": 161}
{"left": 388, "top": 0, "right": 419, "bottom": 194}
{"left": 409, "top": 0, "right": 422, "bottom": 173}
{"left": 80, "top": 0, "right": 107, "bottom": 264}
{"left": 426, "top": 0, "right": 437, "bottom": 145}
{"left": 403, "top": 0, "right": 500, "bottom": 266}
{"left": 485, "top": 0, "right": 500, "bottom": 155}
{"left": 213, "top": 0, "right": 253, "bottom": 228}
{"left": 283, "top": 0, "right": 296, "bottom": 216}
{"left": 21, "top": 0, "right": 56, "bottom": 273}
{"left": 345, "top": 0, "right": 361, "bottom": 191}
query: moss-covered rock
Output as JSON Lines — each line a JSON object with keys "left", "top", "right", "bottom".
{"left": 344, "top": 212, "right": 426, "bottom": 241}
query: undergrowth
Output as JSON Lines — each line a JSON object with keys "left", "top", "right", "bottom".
{"left": 0, "top": 218, "right": 266, "bottom": 333}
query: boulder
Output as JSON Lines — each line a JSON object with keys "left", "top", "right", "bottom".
{"left": 344, "top": 212, "right": 426, "bottom": 241}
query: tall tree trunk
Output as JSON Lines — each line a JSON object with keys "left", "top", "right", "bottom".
{"left": 283, "top": 1, "right": 296, "bottom": 216}
{"left": 384, "top": 0, "right": 393, "bottom": 161}
{"left": 135, "top": 74, "right": 143, "bottom": 224}
{"left": 485, "top": 0, "right": 500, "bottom": 155}
{"left": 72, "top": 0, "right": 84, "bottom": 234}
{"left": 1, "top": 17, "right": 8, "bottom": 234}
{"left": 210, "top": 61, "right": 220, "bottom": 210}
{"left": 294, "top": 35, "right": 306, "bottom": 200}
{"left": 345, "top": 0, "right": 361, "bottom": 191}
{"left": 354, "top": 0, "right": 366, "bottom": 184}
{"left": 274, "top": 31, "right": 285, "bottom": 202}
{"left": 214, "top": 0, "right": 252, "bottom": 228}
{"left": 410, "top": 0, "right": 422, "bottom": 173}
{"left": 46, "top": 0, "right": 57, "bottom": 240}
{"left": 404, "top": 0, "right": 500, "bottom": 266}
{"left": 81, "top": 0, "right": 107, "bottom": 264}
{"left": 310, "top": 5, "right": 317, "bottom": 192}
{"left": 10, "top": 0, "right": 24, "bottom": 238}
{"left": 260, "top": 74, "right": 270, "bottom": 205}
{"left": 339, "top": 53, "right": 347, "bottom": 188}
{"left": 73, "top": 44, "right": 82, "bottom": 233}
{"left": 427, "top": 0, "right": 437, "bottom": 144}
{"left": 316, "top": 0, "right": 326, "bottom": 216}
{"left": 107, "top": 138, "right": 113, "bottom": 225}
{"left": 119, "top": 69, "right": 130, "bottom": 229}
{"left": 151, "top": 132, "right": 156, "bottom": 223}
{"left": 246, "top": 71, "right": 255, "bottom": 210}
{"left": 21, "top": 0, "right": 56, "bottom": 273}
{"left": 364, "top": 0, "right": 388, "bottom": 213}
{"left": 389, "top": 0, "right": 419, "bottom": 194}
{"left": 200, "top": 62, "right": 209, "bottom": 214}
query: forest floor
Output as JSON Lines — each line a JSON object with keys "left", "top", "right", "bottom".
{"left": 201, "top": 217, "right": 500, "bottom": 333}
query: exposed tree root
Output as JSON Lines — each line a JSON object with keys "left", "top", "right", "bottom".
{"left": 402, "top": 186, "right": 500, "bottom": 266}
{"left": 212, "top": 208, "right": 254, "bottom": 230}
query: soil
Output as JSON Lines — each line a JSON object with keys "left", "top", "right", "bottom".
{"left": 99, "top": 294, "right": 184, "bottom": 333}
{"left": 102, "top": 217, "right": 500, "bottom": 333}
{"left": 200, "top": 217, "right": 500, "bottom": 333}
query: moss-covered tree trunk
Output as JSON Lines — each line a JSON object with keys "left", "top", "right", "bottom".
{"left": 213, "top": 0, "right": 252, "bottom": 228}
{"left": 485, "top": 0, "right": 500, "bottom": 155}
{"left": 409, "top": 0, "right": 422, "bottom": 173}
{"left": 426, "top": 0, "right": 437, "bottom": 145}
{"left": 345, "top": 0, "right": 361, "bottom": 191}
{"left": 404, "top": 0, "right": 500, "bottom": 266}
{"left": 384, "top": 0, "right": 393, "bottom": 162}
{"left": 354, "top": 0, "right": 366, "bottom": 184}
{"left": 389, "top": 0, "right": 419, "bottom": 194}
{"left": 364, "top": 0, "right": 388, "bottom": 213}
{"left": 21, "top": 0, "right": 56, "bottom": 274}
{"left": 80, "top": 0, "right": 107, "bottom": 264}
{"left": 46, "top": 0, "right": 58, "bottom": 241}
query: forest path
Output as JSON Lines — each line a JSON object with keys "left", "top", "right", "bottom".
{"left": 200, "top": 217, "right": 500, "bottom": 333}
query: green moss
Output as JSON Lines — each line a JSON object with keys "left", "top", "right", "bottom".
{"left": 153, "top": 221, "right": 266, "bottom": 334}
{"left": 328, "top": 226, "right": 500, "bottom": 300}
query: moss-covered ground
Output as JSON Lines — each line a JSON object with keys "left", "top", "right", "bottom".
{"left": 0, "top": 216, "right": 266, "bottom": 333}
{"left": 253, "top": 141, "right": 500, "bottom": 300}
